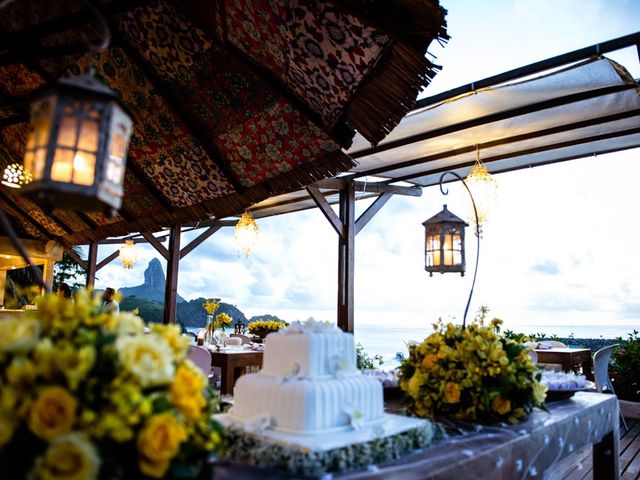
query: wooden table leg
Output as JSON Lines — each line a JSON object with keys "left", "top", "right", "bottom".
{"left": 222, "top": 363, "right": 235, "bottom": 395}
{"left": 592, "top": 430, "right": 619, "bottom": 479}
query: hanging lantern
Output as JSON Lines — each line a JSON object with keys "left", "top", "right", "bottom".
{"left": 20, "top": 70, "right": 133, "bottom": 216}
{"left": 119, "top": 239, "right": 138, "bottom": 269}
{"left": 234, "top": 210, "right": 259, "bottom": 259}
{"left": 422, "top": 204, "right": 467, "bottom": 276}
{"left": 2, "top": 163, "right": 33, "bottom": 188}
{"left": 464, "top": 148, "right": 497, "bottom": 234}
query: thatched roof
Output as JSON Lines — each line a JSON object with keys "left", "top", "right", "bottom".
{"left": 0, "top": 0, "right": 447, "bottom": 245}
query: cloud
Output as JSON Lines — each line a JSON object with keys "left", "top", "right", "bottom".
{"left": 531, "top": 261, "right": 560, "bottom": 276}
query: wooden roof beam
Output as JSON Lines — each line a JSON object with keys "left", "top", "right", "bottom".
{"left": 314, "top": 178, "right": 421, "bottom": 196}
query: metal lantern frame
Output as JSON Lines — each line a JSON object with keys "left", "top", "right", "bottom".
{"left": 21, "top": 70, "right": 133, "bottom": 216}
{"left": 423, "top": 204, "right": 468, "bottom": 276}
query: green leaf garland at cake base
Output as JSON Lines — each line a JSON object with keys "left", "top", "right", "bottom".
{"left": 220, "top": 423, "right": 444, "bottom": 476}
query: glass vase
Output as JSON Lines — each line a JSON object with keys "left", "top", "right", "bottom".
{"left": 205, "top": 315, "right": 214, "bottom": 344}
{"left": 219, "top": 330, "right": 227, "bottom": 348}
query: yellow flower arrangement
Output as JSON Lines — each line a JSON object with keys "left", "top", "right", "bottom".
{"left": 202, "top": 298, "right": 220, "bottom": 316}
{"left": 398, "top": 310, "right": 546, "bottom": 424}
{"left": 0, "top": 289, "right": 224, "bottom": 479}
{"left": 213, "top": 313, "right": 233, "bottom": 331}
{"left": 247, "top": 319, "right": 288, "bottom": 338}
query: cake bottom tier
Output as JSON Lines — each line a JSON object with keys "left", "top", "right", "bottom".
{"left": 230, "top": 372, "right": 384, "bottom": 435}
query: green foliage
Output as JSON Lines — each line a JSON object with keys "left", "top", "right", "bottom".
{"left": 119, "top": 296, "right": 164, "bottom": 324}
{"left": 247, "top": 314, "right": 286, "bottom": 323}
{"left": 356, "top": 343, "right": 383, "bottom": 370}
{"left": 3, "top": 267, "right": 42, "bottom": 308}
{"left": 53, "top": 247, "right": 86, "bottom": 288}
{"left": 176, "top": 297, "right": 247, "bottom": 328}
{"left": 611, "top": 330, "right": 640, "bottom": 402}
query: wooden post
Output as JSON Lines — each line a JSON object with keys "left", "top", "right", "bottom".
{"left": 86, "top": 243, "right": 98, "bottom": 289}
{"left": 163, "top": 225, "right": 181, "bottom": 325}
{"left": 337, "top": 182, "right": 355, "bottom": 333}
{"left": 0, "top": 270, "right": 6, "bottom": 306}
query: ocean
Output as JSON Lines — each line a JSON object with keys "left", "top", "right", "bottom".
{"left": 190, "top": 323, "right": 636, "bottom": 371}
{"left": 352, "top": 323, "right": 636, "bottom": 370}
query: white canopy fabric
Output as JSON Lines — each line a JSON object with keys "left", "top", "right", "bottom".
{"left": 248, "top": 55, "right": 639, "bottom": 218}
{"left": 346, "top": 57, "right": 640, "bottom": 187}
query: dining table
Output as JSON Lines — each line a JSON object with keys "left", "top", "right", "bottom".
{"left": 535, "top": 347, "right": 594, "bottom": 380}
{"left": 210, "top": 392, "right": 619, "bottom": 479}
{"left": 210, "top": 347, "right": 264, "bottom": 395}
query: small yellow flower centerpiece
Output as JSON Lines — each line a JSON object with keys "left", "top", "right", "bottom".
{"left": 0, "top": 290, "right": 224, "bottom": 479}
{"left": 213, "top": 313, "right": 233, "bottom": 332}
{"left": 203, "top": 298, "right": 220, "bottom": 316}
{"left": 399, "top": 310, "right": 546, "bottom": 424}
{"left": 247, "top": 319, "right": 288, "bottom": 339}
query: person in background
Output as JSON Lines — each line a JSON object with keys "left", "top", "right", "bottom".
{"left": 57, "top": 282, "right": 73, "bottom": 301}
{"left": 101, "top": 287, "right": 120, "bottom": 314}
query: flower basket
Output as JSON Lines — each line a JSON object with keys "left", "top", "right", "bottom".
{"left": 398, "top": 317, "right": 546, "bottom": 424}
{"left": 247, "top": 320, "right": 287, "bottom": 339}
{"left": 0, "top": 290, "right": 224, "bottom": 479}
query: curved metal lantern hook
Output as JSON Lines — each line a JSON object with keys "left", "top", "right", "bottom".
{"left": 438, "top": 171, "right": 481, "bottom": 329}
{"left": 78, "top": 0, "right": 112, "bottom": 52}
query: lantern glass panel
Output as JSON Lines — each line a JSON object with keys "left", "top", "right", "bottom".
{"left": 57, "top": 114, "right": 79, "bottom": 147}
{"left": 77, "top": 118, "right": 99, "bottom": 151}
{"left": 105, "top": 109, "right": 132, "bottom": 188}
{"left": 51, "top": 149, "right": 74, "bottom": 182}
{"left": 443, "top": 227, "right": 463, "bottom": 267}
{"left": 426, "top": 227, "right": 441, "bottom": 267}
{"left": 72, "top": 151, "right": 96, "bottom": 186}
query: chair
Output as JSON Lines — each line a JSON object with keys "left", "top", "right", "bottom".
{"left": 225, "top": 337, "right": 242, "bottom": 346}
{"left": 538, "top": 339, "right": 567, "bottom": 348}
{"left": 593, "top": 344, "right": 628, "bottom": 431}
{"left": 230, "top": 333, "right": 253, "bottom": 345}
{"left": 187, "top": 345, "right": 213, "bottom": 379}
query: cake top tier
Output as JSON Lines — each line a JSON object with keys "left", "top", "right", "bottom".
{"left": 261, "top": 319, "right": 357, "bottom": 378}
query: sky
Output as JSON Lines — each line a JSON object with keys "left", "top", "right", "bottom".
{"left": 88, "top": 0, "right": 640, "bottom": 334}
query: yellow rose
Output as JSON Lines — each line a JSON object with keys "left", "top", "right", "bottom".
{"left": 29, "top": 386, "right": 77, "bottom": 440}
{"left": 532, "top": 381, "right": 548, "bottom": 404}
{"left": 0, "top": 416, "right": 16, "bottom": 446}
{"left": 170, "top": 362, "right": 206, "bottom": 420}
{"left": 443, "top": 382, "right": 461, "bottom": 404}
{"left": 109, "top": 312, "right": 145, "bottom": 336}
{"left": 32, "top": 433, "right": 100, "bottom": 480}
{"left": 116, "top": 335, "right": 175, "bottom": 388}
{"left": 421, "top": 354, "right": 438, "bottom": 370}
{"left": 0, "top": 316, "right": 38, "bottom": 354}
{"left": 137, "top": 413, "right": 187, "bottom": 477}
{"left": 152, "top": 324, "right": 190, "bottom": 361}
{"left": 34, "top": 338, "right": 57, "bottom": 379}
{"left": 55, "top": 343, "right": 96, "bottom": 391}
{"left": 6, "top": 356, "right": 36, "bottom": 385}
{"left": 492, "top": 395, "right": 512, "bottom": 415}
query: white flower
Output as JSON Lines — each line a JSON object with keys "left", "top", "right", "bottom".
{"left": 116, "top": 334, "right": 175, "bottom": 388}
{"left": 109, "top": 312, "right": 145, "bottom": 336}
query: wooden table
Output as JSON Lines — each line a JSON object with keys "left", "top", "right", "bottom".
{"left": 211, "top": 392, "right": 619, "bottom": 479}
{"left": 535, "top": 347, "right": 594, "bottom": 380}
{"left": 210, "top": 349, "right": 263, "bottom": 395}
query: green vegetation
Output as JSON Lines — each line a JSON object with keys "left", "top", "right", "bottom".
{"left": 611, "top": 330, "right": 640, "bottom": 402}
{"left": 119, "top": 296, "right": 164, "bottom": 324}
{"left": 356, "top": 343, "right": 383, "bottom": 370}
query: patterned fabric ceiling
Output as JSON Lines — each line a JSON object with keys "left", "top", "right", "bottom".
{"left": 0, "top": 0, "right": 447, "bottom": 245}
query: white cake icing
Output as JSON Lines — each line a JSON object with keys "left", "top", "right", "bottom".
{"left": 230, "top": 319, "right": 384, "bottom": 435}
{"left": 261, "top": 320, "right": 357, "bottom": 378}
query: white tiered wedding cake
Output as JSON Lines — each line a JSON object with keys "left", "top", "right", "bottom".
{"left": 229, "top": 319, "right": 384, "bottom": 434}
